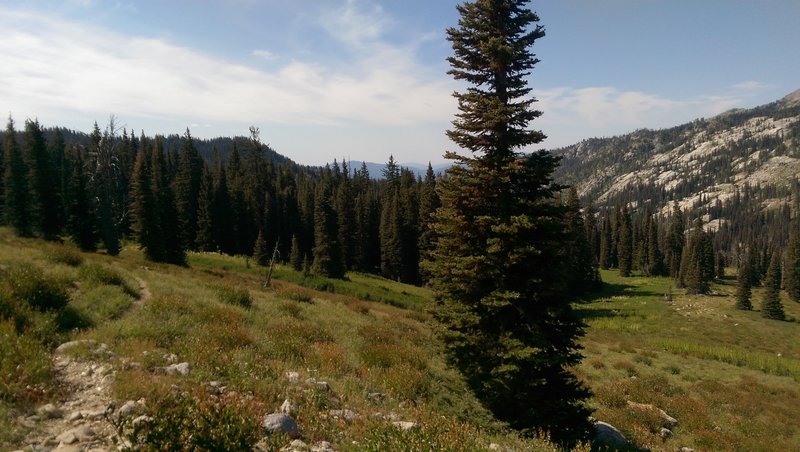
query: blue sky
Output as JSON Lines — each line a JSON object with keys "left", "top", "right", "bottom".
{"left": 1, "top": 0, "right": 798, "bottom": 165}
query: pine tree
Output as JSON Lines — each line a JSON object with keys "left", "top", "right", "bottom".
{"left": 175, "top": 129, "right": 203, "bottom": 250}
{"left": 666, "top": 202, "right": 684, "bottom": 279}
{"left": 289, "top": 234, "right": 303, "bottom": 271}
{"left": 761, "top": 251, "right": 785, "bottom": 320}
{"left": 195, "top": 164, "right": 215, "bottom": 252}
{"left": 64, "top": 145, "right": 97, "bottom": 251}
{"left": 617, "top": 205, "right": 633, "bottom": 277}
{"left": 23, "top": 119, "right": 61, "bottom": 240}
{"left": 735, "top": 251, "right": 753, "bottom": 310}
{"left": 427, "top": 1, "right": 592, "bottom": 445}
{"left": 130, "top": 138, "right": 162, "bottom": 261}
{"left": 152, "top": 136, "right": 185, "bottom": 265}
{"left": 565, "top": 188, "right": 600, "bottom": 292}
{"left": 311, "top": 179, "right": 344, "bottom": 278}
{"left": 4, "top": 117, "right": 35, "bottom": 236}
{"left": 598, "top": 214, "right": 612, "bottom": 269}
{"left": 89, "top": 121, "right": 121, "bottom": 256}
{"left": 646, "top": 214, "right": 665, "bottom": 276}
{"left": 418, "top": 163, "right": 440, "bottom": 280}
{"left": 785, "top": 224, "right": 800, "bottom": 302}
{"left": 253, "top": 229, "right": 269, "bottom": 267}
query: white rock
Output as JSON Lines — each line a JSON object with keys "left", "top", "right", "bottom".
{"left": 281, "top": 439, "right": 309, "bottom": 452}
{"left": 286, "top": 371, "right": 300, "bottom": 382}
{"left": 36, "top": 403, "right": 63, "bottom": 419}
{"left": 328, "top": 409, "right": 356, "bottom": 423}
{"left": 262, "top": 413, "right": 300, "bottom": 439}
{"left": 55, "top": 340, "right": 97, "bottom": 354}
{"left": 310, "top": 441, "right": 337, "bottom": 452}
{"left": 117, "top": 400, "right": 138, "bottom": 418}
{"left": 392, "top": 421, "right": 418, "bottom": 431}
{"left": 280, "top": 399, "right": 297, "bottom": 415}
{"left": 593, "top": 421, "right": 629, "bottom": 449}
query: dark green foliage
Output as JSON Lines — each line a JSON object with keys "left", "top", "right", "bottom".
{"left": 175, "top": 129, "right": 204, "bottom": 250}
{"left": 761, "top": 252, "right": 785, "bottom": 320}
{"left": 786, "top": 224, "right": 800, "bottom": 302}
{"left": 4, "top": 117, "right": 34, "bottom": 236}
{"left": 565, "top": 188, "right": 600, "bottom": 291}
{"left": 312, "top": 178, "right": 344, "bottom": 278}
{"left": 64, "top": 145, "right": 97, "bottom": 251}
{"left": 88, "top": 122, "right": 121, "bottom": 256}
{"left": 24, "top": 119, "right": 62, "bottom": 240}
{"left": 195, "top": 165, "right": 215, "bottom": 252}
{"left": 289, "top": 234, "right": 303, "bottom": 271}
{"left": 598, "top": 214, "right": 612, "bottom": 270}
{"left": 617, "top": 206, "right": 633, "bottom": 277}
{"left": 428, "top": 0, "right": 592, "bottom": 446}
{"left": 131, "top": 139, "right": 161, "bottom": 261}
{"left": 736, "top": 252, "right": 753, "bottom": 310}
{"left": 666, "top": 202, "right": 684, "bottom": 279}
{"left": 252, "top": 230, "right": 269, "bottom": 267}
{"left": 681, "top": 222, "right": 715, "bottom": 294}
{"left": 645, "top": 214, "right": 665, "bottom": 276}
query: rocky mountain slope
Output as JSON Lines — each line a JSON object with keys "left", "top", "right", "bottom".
{"left": 552, "top": 89, "right": 800, "bottom": 216}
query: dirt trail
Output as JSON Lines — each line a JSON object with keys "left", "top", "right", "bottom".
{"left": 14, "top": 274, "right": 153, "bottom": 451}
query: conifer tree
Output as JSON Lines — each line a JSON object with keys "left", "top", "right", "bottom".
{"left": 427, "top": 1, "right": 591, "bottom": 445}
{"left": 130, "top": 138, "right": 162, "bottom": 261}
{"left": 666, "top": 202, "right": 685, "bottom": 278}
{"left": 175, "top": 129, "right": 203, "bottom": 250}
{"left": 89, "top": 121, "right": 121, "bottom": 256}
{"left": 565, "top": 188, "right": 600, "bottom": 291}
{"left": 761, "top": 251, "right": 785, "bottom": 320}
{"left": 253, "top": 229, "right": 269, "bottom": 267}
{"left": 735, "top": 251, "right": 753, "bottom": 310}
{"left": 785, "top": 224, "right": 800, "bottom": 302}
{"left": 645, "top": 214, "right": 665, "bottom": 276}
{"left": 289, "top": 234, "right": 303, "bottom": 271}
{"left": 3, "top": 117, "right": 34, "bottom": 236}
{"left": 25, "top": 119, "right": 62, "bottom": 240}
{"left": 152, "top": 136, "right": 185, "bottom": 265}
{"left": 64, "top": 145, "right": 97, "bottom": 251}
{"left": 599, "top": 214, "right": 612, "bottom": 269}
{"left": 195, "top": 165, "right": 215, "bottom": 252}
{"left": 312, "top": 180, "right": 344, "bottom": 278}
{"left": 617, "top": 205, "right": 633, "bottom": 277}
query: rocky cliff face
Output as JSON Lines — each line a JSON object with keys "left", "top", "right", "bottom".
{"left": 552, "top": 90, "right": 800, "bottom": 216}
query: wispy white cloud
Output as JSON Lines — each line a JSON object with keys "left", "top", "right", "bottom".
{"left": 251, "top": 49, "right": 277, "bottom": 61}
{"left": 732, "top": 80, "right": 768, "bottom": 91}
{"left": 0, "top": 5, "right": 454, "bottom": 133}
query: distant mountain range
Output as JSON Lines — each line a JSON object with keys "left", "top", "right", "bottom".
{"left": 552, "top": 89, "right": 800, "bottom": 216}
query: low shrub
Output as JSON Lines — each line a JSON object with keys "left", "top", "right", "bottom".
{"left": 0, "top": 321, "right": 52, "bottom": 408}
{"left": 47, "top": 246, "right": 84, "bottom": 267}
{"left": 127, "top": 388, "right": 264, "bottom": 450}
{"left": 216, "top": 285, "right": 253, "bottom": 309}
{"left": 1, "top": 263, "right": 70, "bottom": 312}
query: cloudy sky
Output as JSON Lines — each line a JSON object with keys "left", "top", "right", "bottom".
{"left": 1, "top": 0, "right": 798, "bottom": 165}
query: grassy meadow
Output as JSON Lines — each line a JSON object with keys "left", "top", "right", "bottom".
{"left": 2, "top": 226, "right": 800, "bottom": 450}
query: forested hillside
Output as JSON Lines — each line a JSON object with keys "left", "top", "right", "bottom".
{"left": 552, "top": 90, "right": 800, "bottom": 304}
{"left": 0, "top": 119, "right": 442, "bottom": 284}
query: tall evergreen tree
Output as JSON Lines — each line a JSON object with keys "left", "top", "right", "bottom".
{"left": 427, "top": 1, "right": 592, "bottom": 445}
{"left": 666, "top": 202, "right": 685, "bottom": 279}
{"left": 152, "top": 136, "right": 185, "bottom": 265}
{"left": 24, "top": 119, "right": 62, "bottom": 240}
{"left": 761, "top": 251, "right": 785, "bottom": 320}
{"left": 253, "top": 229, "right": 269, "bottom": 267}
{"left": 617, "top": 205, "right": 633, "bottom": 277}
{"left": 598, "top": 214, "right": 612, "bottom": 270}
{"left": 130, "top": 138, "right": 162, "bottom": 261}
{"left": 735, "top": 251, "right": 753, "bottom": 310}
{"left": 89, "top": 121, "right": 121, "bottom": 256}
{"left": 175, "top": 129, "right": 203, "bottom": 250}
{"left": 3, "top": 117, "right": 34, "bottom": 236}
{"left": 289, "top": 234, "right": 303, "bottom": 271}
{"left": 311, "top": 179, "right": 344, "bottom": 278}
{"left": 645, "top": 214, "right": 665, "bottom": 276}
{"left": 195, "top": 164, "right": 215, "bottom": 252}
{"left": 565, "top": 187, "right": 600, "bottom": 291}
{"left": 64, "top": 145, "right": 97, "bottom": 251}
{"left": 785, "top": 223, "right": 800, "bottom": 302}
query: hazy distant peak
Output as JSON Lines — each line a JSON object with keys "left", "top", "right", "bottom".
{"left": 782, "top": 88, "right": 800, "bottom": 107}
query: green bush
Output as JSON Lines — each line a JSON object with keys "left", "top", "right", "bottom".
{"left": 127, "top": 389, "right": 264, "bottom": 450}
{"left": 216, "top": 285, "right": 253, "bottom": 309}
{"left": 2, "top": 263, "right": 70, "bottom": 312}
{"left": 47, "top": 246, "right": 84, "bottom": 267}
{"left": 0, "top": 321, "right": 52, "bottom": 408}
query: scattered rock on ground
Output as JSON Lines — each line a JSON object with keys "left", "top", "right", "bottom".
{"left": 286, "top": 371, "right": 300, "bottom": 382}
{"left": 281, "top": 439, "right": 310, "bottom": 452}
{"left": 262, "top": 413, "right": 300, "bottom": 439}
{"left": 626, "top": 400, "right": 678, "bottom": 428}
{"left": 310, "top": 441, "right": 337, "bottom": 452}
{"left": 367, "top": 392, "right": 386, "bottom": 403}
{"left": 392, "top": 421, "right": 418, "bottom": 431}
{"left": 36, "top": 404, "right": 63, "bottom": 420}
{"left": 660, "top": 427, "right": 673, "bottom": 440}
{"left": 328, "top": 409, "right": 356, "bottom": 423}
{"left": 55, "top": 340, "right": 97, "bottom": 354}
{"left": 280, "top": 399, "right": 297, "bottom": 415}
{"left": 593, "top": 421, "right": 629, "bottom": 449}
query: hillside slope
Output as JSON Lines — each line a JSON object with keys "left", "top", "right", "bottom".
{"left": 553, "top": 90, "right": 800, "bottom": 216}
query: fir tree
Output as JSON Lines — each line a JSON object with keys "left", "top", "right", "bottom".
{"left": 645, "top": 214, "right": 665, "bottom": 276}
{"left": 152, "top": 136, "right": 185, "bottom": 265}
{"left": 666, "top": 202, "right": 685, "bottom": 279}
{"left": 64, "top": 145, "right": 97, "bottom": 251}
{"left": 565, "top": 187, "right": 600, "bottom": 292}
{"left": 598, "top": 214, "right": 612, "bottom": 270}
{"left": 4, "top": 117, "right": 34, "bottom": 236}
{"left": 761, "top": 251, "right": 785, "bottom": 320}
{"left": 25, "top": 119, "right": 62, "bottom": 240}
{"left": 130, "top": 138, "right": 162, "bottom": 261}
{"left": 289, "top": 234, "right": 303, "bottom": 271}
{"left": 785, "top": 224, "right": 800, "bottom": 302}
{"left": 427, "top": 1, "right": 592, "bottom": 445}
{"left": 89, "top": 121, "right": 121, "bottom": 256}
{"left": 617, "top": 205, "right": 633, "bottom": 277}
{"left": 253, "top": 229, "right": 269, "bottom": 267}
{"left": 735, "top": 252, "right": 753, "bottom": 310}
{"left": 175, "top": 129, "right": 203, "bottom": 250}
{"left": 195, "top": 164, "right": 215, "bottom": 252}
{"left": 311, "top": 180, "right": 344, "bottom": 278}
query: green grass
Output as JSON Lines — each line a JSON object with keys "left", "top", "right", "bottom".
{"left": 577, "top": 269, "right": 800, "bottom": 450}
{"left": 5, "top": 227, "right": 800, "bottom": 451}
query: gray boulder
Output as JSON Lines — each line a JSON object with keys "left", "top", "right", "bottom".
{"left": 593, "top": 421, "right": 629, "bottom": 449}
{"left": 626, "top": 400, "right": 678, "bottom": 428}
{"left": 263, "top": 413, "right": 300, "bottom": 439}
